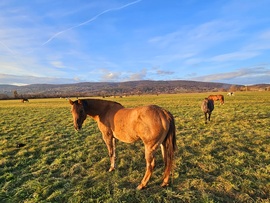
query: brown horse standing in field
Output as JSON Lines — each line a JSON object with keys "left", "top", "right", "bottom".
{"left": 208, "top": 94, "right": 224, "bottom": 105}
{"left": 201, "top": 98, "right": 214, "bottom": 124}
{"left": 69, "top": 99, "right": 177, "bottom": 190}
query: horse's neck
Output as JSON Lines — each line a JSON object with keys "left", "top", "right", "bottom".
{"left": 86, "top": 99, "right": 123, "bottom": 117}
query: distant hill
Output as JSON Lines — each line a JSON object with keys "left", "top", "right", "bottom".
{"left": 0, "top": 80, "right": 268, "bottom": 99}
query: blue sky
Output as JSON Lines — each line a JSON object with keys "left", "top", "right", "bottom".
{"left": 0, "top": 0, "right": 270, "bottom": 85}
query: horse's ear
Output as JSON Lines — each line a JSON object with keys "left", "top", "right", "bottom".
{"left": 69, "top": 99, "right": 74, "bottom": 105}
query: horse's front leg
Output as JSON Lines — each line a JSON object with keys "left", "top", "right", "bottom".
{"left": 102, "top": 132, "right": 116, "bottom": 172}
{"left": 204, "top": 113, "right": 208, "bottom": 124}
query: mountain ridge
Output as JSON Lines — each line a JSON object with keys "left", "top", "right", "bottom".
{"left": 0, "top": 80, "right": 269, "bottom": 99}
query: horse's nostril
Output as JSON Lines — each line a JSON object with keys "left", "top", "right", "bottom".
{"left": 75, "top": 123, "right": 81, "bottom": 131}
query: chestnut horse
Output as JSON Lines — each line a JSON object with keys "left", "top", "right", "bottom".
{"left": 201, "top": 98, "right": 214, "bottom": 124}
{"left": 69, "top": 99, "right": 176, "bottom": 190}
{"left": 208, "top": 94, "right": 224, "bottom": 105}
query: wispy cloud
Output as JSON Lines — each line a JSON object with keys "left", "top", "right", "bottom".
{"left": 127, "top": 69, "right": 147, "bottom": 81}
{"left": 50, "top": 61, "right": 66, "bottom": 69}
{"left": 243, "top": 29, "right": 270, "bottom": 51}
{"left": 190, "top": 66, "right": 270, "bottom": 84}
{"left": 42, "top": 0, "right": 142, "bottom": 46}
{"left": 149, "top": 53, "right": 195, "bottom": 65}
{"left": 0, "top": 73, "right": 81, "bottom": 85}
{"left": 209, "top": 51, "right": 260, "bottom": 62}
{"left": 0, "top": 41, "right": 15, "bottom": 55}
{"left": 146, "top": 18, "right": 250, "bottom": 71}
{"left": 156, "top": 69, "right": 174, "bottom": 76}
{"left": 0, "top": 0, "right": 143, "bottom": 52}
{"left": 148, "top": 19, "right": 242, "bottom": 51}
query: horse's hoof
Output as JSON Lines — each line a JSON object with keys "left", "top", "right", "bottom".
{"left": 136, "top": 184, "right": 146, "bottom": 190}
{"left": 161, "top": 182, "right": 169, "bottom": 187}
{"left": 108, "top": 167, "right": 115, "bottom": 172}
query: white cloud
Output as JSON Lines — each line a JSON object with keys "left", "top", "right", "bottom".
{"left": 101, "top": 72, "right": 121, "bottom": 81}
{"left": 127, "top": 69, "right": 147, "bottom": 81}
{"left": 99, "top": 69, "right": 121, "bottom": 81}
{"left": 190, "top": 66, "right": 270, "bottom": 84}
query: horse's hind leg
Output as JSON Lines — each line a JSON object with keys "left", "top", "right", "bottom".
{"left": 160, "top": 144, "right": 170, "bottom": 187}
{"left": 109, "top": 137, "right": 116, "bottom": 171}
{"left": 137, "top": 147, "right": 155, "bottom": 190}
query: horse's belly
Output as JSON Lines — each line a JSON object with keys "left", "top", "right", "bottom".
{"left": 112, "top": 131, "right": 139, "bottom": 143}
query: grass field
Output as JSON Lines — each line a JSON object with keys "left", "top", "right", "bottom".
{"left": 0, "top": 92, "right": 269, "bottom": 202}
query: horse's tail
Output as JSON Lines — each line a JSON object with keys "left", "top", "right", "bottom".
{"left": 221, "top": 95, "right": 225, "bottom": 104}
{"left": 165, "top": 112, "right": 177, "bottom": 153}
{"left": 162, "top": 110, "right": 177, "bottom": 185}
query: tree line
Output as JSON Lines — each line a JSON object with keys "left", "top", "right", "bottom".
{"left": 0, "top": 83, "right": 269, "bottom": 100}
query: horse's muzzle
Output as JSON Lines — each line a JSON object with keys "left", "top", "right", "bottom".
{"left": 74, "top": 125, "right": 82, "bottom": 131}
{"left": 73, "top": 119, "right": 82, "bottom": 131}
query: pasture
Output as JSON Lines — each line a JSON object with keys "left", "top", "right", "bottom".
{"left": 0, "top": 92, "right": 269, "bottom": 202}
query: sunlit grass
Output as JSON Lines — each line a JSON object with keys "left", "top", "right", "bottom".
{"left": 0, "top": 92, "right": 269, "bottom": 202}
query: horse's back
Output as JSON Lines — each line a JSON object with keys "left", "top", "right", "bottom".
{"left": 208, "top": 94, "right": 224, "bottom": 103}
{"left": 116, "top": 105, "right": 170, "bottom": 129}
{"left": 208, "top": 95, "right": 217, "bottom": 100}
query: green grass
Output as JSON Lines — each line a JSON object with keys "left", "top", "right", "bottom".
{"left": 0, "top": 93, "right": 269, "bottom": 202}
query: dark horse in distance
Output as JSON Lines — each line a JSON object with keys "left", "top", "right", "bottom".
{"left": 21, "top": 98, "right": 29, "bottom": 103}
{"left": 69, "top": 99, "right": 177, "bottom": 190}
{"left": 201, "top": 98, "right": 214, "bottom": 124}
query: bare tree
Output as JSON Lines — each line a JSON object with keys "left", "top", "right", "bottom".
{"left": 13, "top": 90, "right": 19, "bottom": 98}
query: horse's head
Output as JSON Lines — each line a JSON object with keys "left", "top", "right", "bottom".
{"left": 69, "top": 99, "right": 87, "bottom": 131}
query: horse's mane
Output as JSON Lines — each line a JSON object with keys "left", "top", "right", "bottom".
{"left": 79, "top": 99, "right": 124, "bottom": 116}
{"left": 86, "top": 99, "right": 123, "bottom": 107}
{"left": 74, "top": 98, "right": 122, "bottom": 106}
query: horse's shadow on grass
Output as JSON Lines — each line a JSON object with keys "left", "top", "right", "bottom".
{"left": 94, "top": 144, "right": 170, "bottom": 190}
